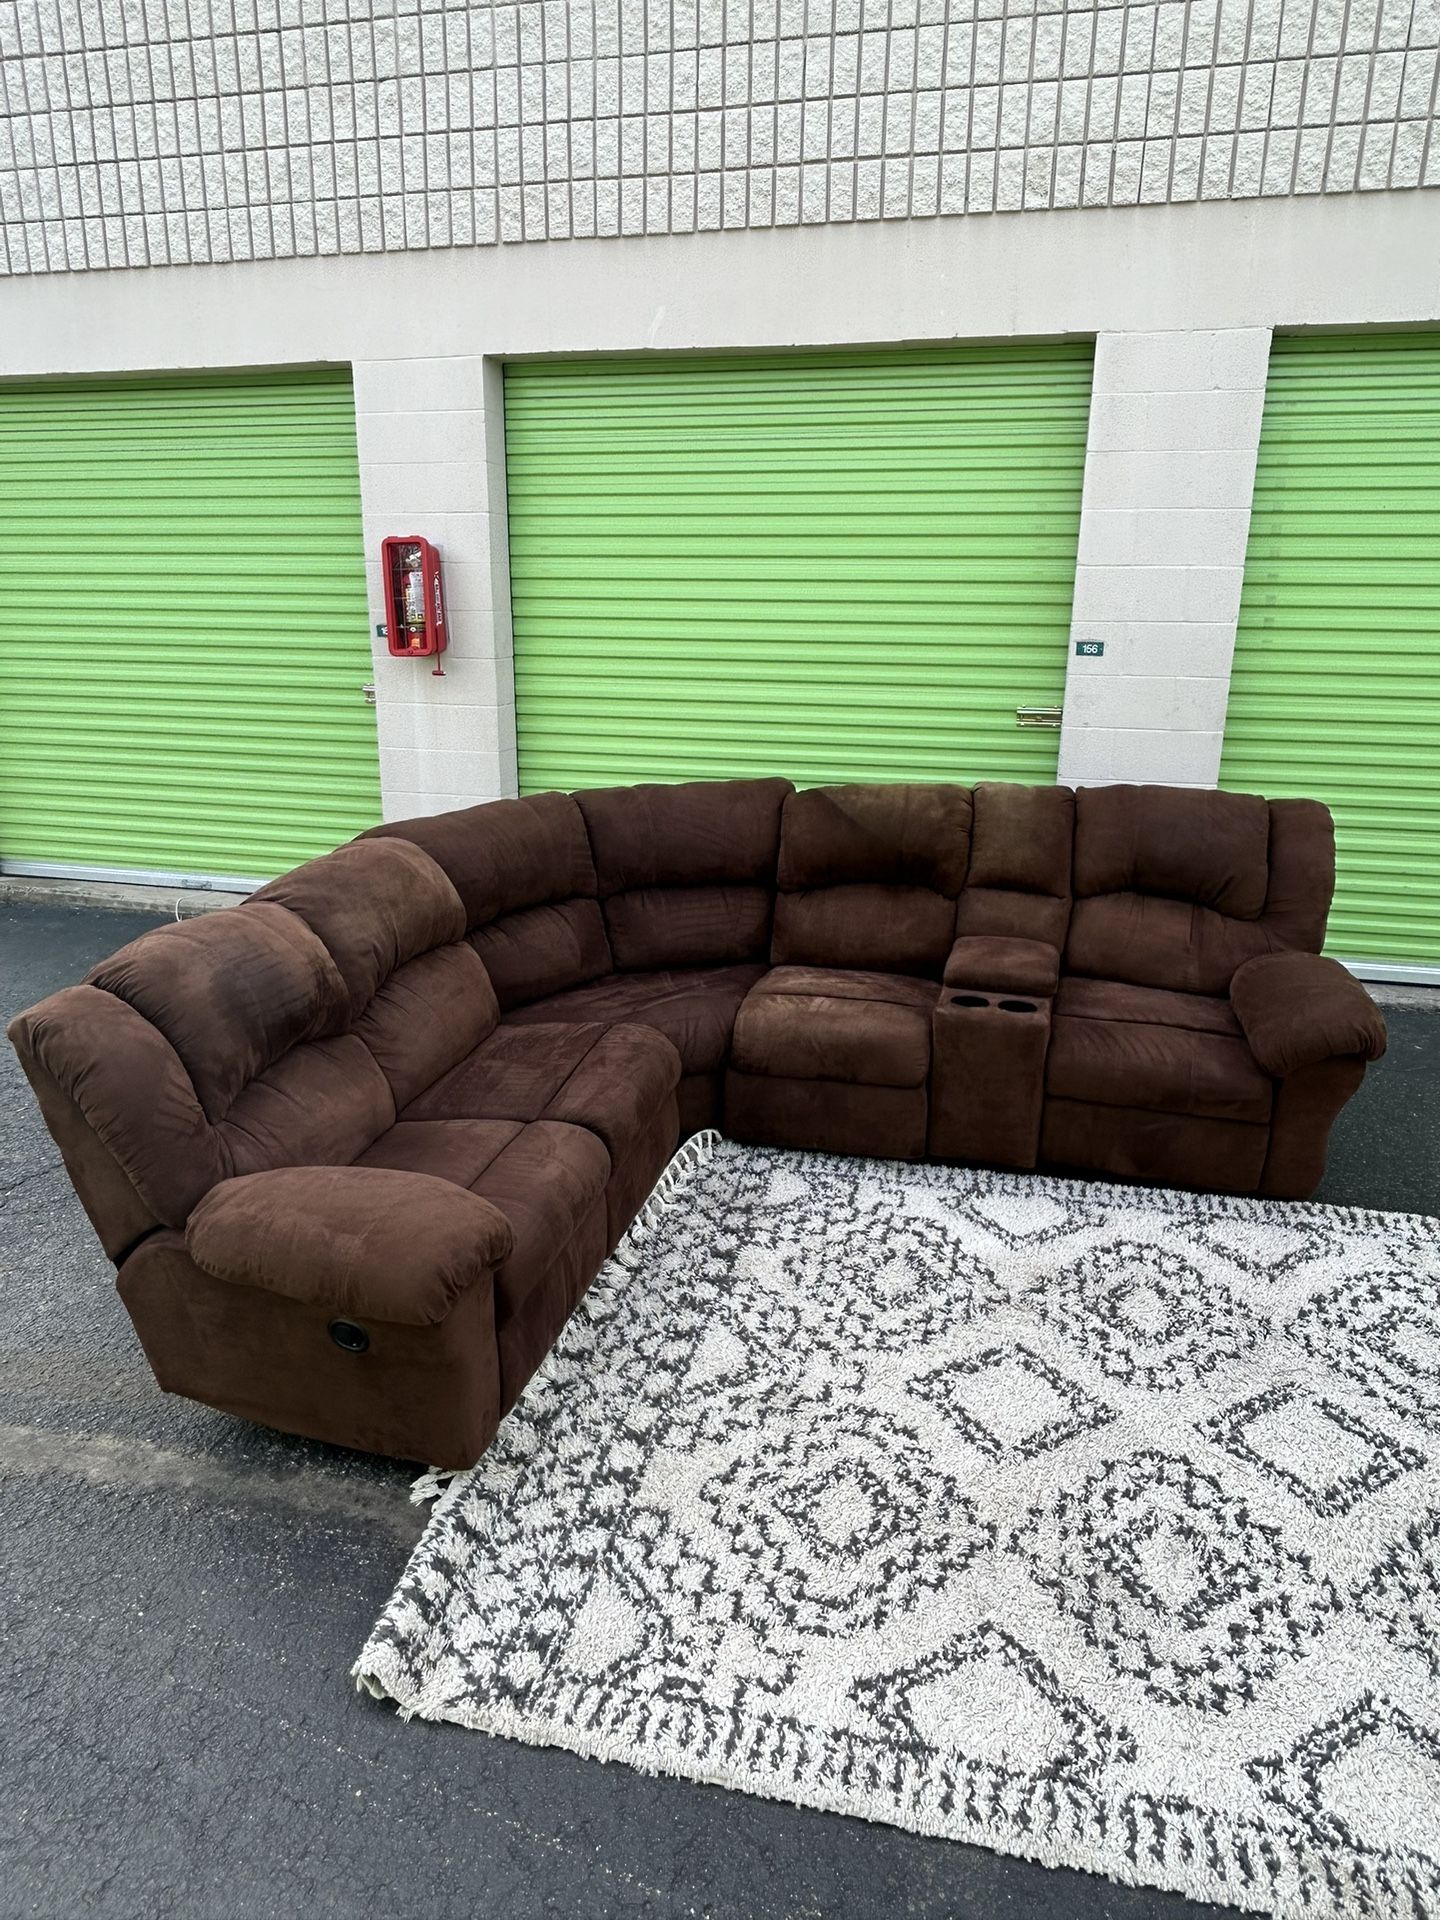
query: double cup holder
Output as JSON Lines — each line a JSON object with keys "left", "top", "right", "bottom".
{"left": 946, "top": 992, "right": 1043, "bottom": 1017}
{"left": 928, "top": 986, "right": 1053, "bottom": 1169}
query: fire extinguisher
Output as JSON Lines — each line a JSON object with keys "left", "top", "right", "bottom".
{"left": 381, "top": 535, "right": 447, "bottom": 669}
{"left": 400, "top": 543, "right": 427, "bottom": 649}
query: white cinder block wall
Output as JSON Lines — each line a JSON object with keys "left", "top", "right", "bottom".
{"left": 3, "top": 0, "right": 1437, "bottom": 276}
{"left": 1058, "top": 327, "right": 1274, "bottom": 788}
{"left": 353, "top": 357, "right": 518, "bottom": 817}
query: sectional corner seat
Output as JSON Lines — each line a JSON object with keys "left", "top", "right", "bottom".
{"left": 8, "top": 779, "right": 1387, "bottom": 1468}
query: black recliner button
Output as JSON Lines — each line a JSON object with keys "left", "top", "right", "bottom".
{"left": 329, "top": 1319, "right": 370, "bottom": 1354}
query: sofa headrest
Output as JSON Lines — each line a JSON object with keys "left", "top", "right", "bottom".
{"left": 365, "top": 791, "right": 597, "bottom": 929}
{"left": 777, "top": 783, "right": 973, "bottom": 894}
{"left": 967, "top": 782, "right": 1074, "bottom": 895}
{"left": 85, "top": 903, "right": 349, "bottom": 1122}
{"left": 253, "top": 838, "right": 465, "bottom": 1022}
{"left": 1073, "top": 785, "right": 1271, "bottom": 919}
{"left": 575, "top": 778, "right": 793, "bottom": 892}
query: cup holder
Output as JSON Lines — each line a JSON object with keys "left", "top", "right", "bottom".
{"left": 999, "top": 999, "right": 1038, "bottom": 1014}
{"left": 950, "top": 994, "right": 989, "bottom": 1008}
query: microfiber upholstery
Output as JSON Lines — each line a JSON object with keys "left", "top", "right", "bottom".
{"left": 253, "top": 837, "right": 467, "bottom": 1022}
{"left": 1065, "top": 787, "right": 1336, "bottom": 996}
{"left": 502, "top": 962, "right": 767, "bottom": 1075}
{"left": 731, "top": 968, "right": 939, "bottom": 1088}
{"left": 1231, "top": 950, "right": 1388, "bottom": 1076}
{"left": 367, "top": 792, "right": 611, "bottom": 1011}
{"left": 773, "top": 782, "right": 972, "bottom": 976}
{"left": 359, "top": 1116, "right": 612, "bottom": 1328}
{"left": 953, "top": 782, "right": 1074, "bottom": 952}
{"left": 7, "top": 774, "right": 1383, "bottom": 1471}
{"left": 86, "top": 902, "right": 350, "bottom": 1122}
{"left": 188, "top": 1165, "right": 513, "bottom": 1324}
{"left": 405, "top": 1019, "right": 681, "bottom": 1165}
{"left": 577, "top": 778, "right": 791, "bottom": 970}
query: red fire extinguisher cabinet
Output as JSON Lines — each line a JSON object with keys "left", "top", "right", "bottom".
{"left": 381, "top": 535, "right": 447, "bottom": 658}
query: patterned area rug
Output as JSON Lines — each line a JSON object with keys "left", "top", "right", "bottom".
{"left": 355, "top": 1136, "right": 1440, "bottom": 1919}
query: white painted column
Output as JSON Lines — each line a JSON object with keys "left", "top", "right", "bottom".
{"left": 1057, "top": 328, "right": 1273, "bottom": 789}
{"left": 352, "top": 356, "right": 518, "bottom": 818}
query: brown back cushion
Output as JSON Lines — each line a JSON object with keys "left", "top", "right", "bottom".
{"left": 368, "top": 793, "right": 611, "bottom": 1010}
{"left": 1067, "top": 786, "right": 1334, "bottom": 994}
{"left": 772, "top": 783, "right": 973, "bottom": 975}
{"left": 44, "top": 836, "right": 502, "bottom": 1247}
{"left": 254, "top": 837, "right": 466, "bottom": 1021}
{"left": 254, "top": 836, "right": 496, "bottom": 1112}
{"left": 22, "top": 899, "right": 376, "bottom": 1246}
{"left": 1259, "top": 798, "right": 1336, "bottom": 952}
{"left": 1074, "top": 785, "right": 1271, "bottom": 916}
{"left": 953, "top": 782, "right": 1075, "bottom": 948}
{"left": 576, "top": 778, "right": 792, "bottom": 971}
{"left": 86, "top": 903, "right": 351, "bottom": 1123}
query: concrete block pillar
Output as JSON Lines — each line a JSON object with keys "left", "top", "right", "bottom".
{"left": 1058, "top": 328, "right": 1273, "bottom": 788}
{"left": 352, "top": 356, "right": 518, "bottom": 818}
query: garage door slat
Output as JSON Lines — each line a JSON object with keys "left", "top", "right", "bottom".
{"left": 1220, "top": 332, "right": 1440, "bottom": 975}
{"left": 0, "top": 369, "right": 380, "bottom": 885}
{"left": 504, "top": 345, "right": 1093, "bottom": 794}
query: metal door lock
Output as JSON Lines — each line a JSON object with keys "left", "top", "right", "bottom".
{"left": 1015, "top": 705, "right": 1063, "bottom": 729}
{"left": 362, "top": 682, "right": 376, "bottom": 706}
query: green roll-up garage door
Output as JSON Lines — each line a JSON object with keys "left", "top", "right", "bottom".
{"left": 505, "top": 344, "right": 1093, "bottom": 792}
{"left": 1220, "top": 332, "right": 1440, "bottom": 978}
{"left": 0, "top": 368, "right": 379, "bottom": 887}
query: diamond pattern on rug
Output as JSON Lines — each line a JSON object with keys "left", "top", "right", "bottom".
{"left": 1293, "top": 1267, "right": 1440, "bottom": 1434}
{"left": 356, "top": 1140, "right": 1440, "bottom": 1920}
{"left": 1013, "top": 1449, "right": 1342, "bottom": 1712}
{"left": 1354, "top": 1511, "right": 1440, "bottom": 1679}
{"left": 911, "top": 1343, "right": 1116, "bottom": 1461}
{"left": 1249, "top": 1696, "right": 1440, "bottom": 1897}
{"left": 851, "top": 1621, "right": 1136, "bottom": 1781}
{"left": 1203, "top": 1384, "right": 1426, "bottom": 1515}
{"left": 1031, "top": 1239, "right": 1264, "bottom": 1389}
{"left": 698, "top": 1395, "right": 993, "bottom": 1635}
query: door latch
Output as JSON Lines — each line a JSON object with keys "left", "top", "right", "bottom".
{"left": 1015, "top": 705, "right": 1063, "bottom": 729}
{"left": 362, "top": 682, "right": 377, "bottom": 706}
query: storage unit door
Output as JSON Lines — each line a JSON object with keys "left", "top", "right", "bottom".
{"left": 0, "top": 369, "right": 379, "bottom": 888}
{"left": 1220, "top": 332, "right": 1440, "bottom": 979}
{"left": 504, "top": 344, "right": 1094, "bottom": 792}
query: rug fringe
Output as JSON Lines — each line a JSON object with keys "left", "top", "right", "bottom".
{"left": 409, "top": 1465, "right": 465, "bottom": 1506}
{"left": 620, "top": 1127, "right": 722, "bottom": 1247}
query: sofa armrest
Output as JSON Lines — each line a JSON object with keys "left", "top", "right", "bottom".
{"left": 1230, "top": 951, "right": 1387, "bottom": 1078}
{"left": 943, "top": 935, "right": 1060, "bottom": 998}
{"left": 186, "top": 1166, "right": 514, "bottom": 1326}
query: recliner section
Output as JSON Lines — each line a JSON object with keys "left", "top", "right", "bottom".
{"left": 6, "top": 773, "right": 1388, "bottom": 1471}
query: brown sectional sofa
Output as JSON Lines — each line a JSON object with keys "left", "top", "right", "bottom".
{"left": 8, "top": 778, "right": 1386, "bottom": 1468}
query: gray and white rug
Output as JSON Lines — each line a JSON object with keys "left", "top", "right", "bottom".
{"left": 355, "top": 1135, "right": 1440, "bottom": 1919}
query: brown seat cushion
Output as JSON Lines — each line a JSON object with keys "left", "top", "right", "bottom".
{"left": 731, "top": 967, "right": 939, "bottom": 1089}
{"left": 501, "top": 963, "right": 767, "bottom": 1075}
{"left": 403, "top": 1020, "right": 680, "bottom": 1163}
{"left": 1047, "top": 978, "right": 1273, "bottom": 1124}
{"left": 358, "top": 1116, "right": 609, "bottom": 1323}
{"left": 1054, "top": 976, "right": 1242, "bottom": 1038}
